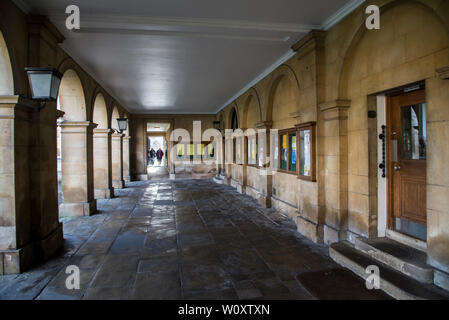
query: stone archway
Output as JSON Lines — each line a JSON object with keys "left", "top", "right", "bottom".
{"left": 265, "top": 64, "right": 300, "bottom": 125}
{"left": 0, "top": 31, "right": 13, "bottom": 96}
{"left": 92, "top": 93, "right": 114, "bottom": 199}
{"left": 57, "top": 69, "right": 97, "bottom": 217}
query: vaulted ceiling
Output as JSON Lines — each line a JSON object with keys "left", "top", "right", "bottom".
{"left": 16, "top": 0, "right": 364, "bottom": 114}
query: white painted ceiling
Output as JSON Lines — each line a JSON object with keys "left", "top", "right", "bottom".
{"left": 16, "top": 0, "right": 363, "bottom": 114}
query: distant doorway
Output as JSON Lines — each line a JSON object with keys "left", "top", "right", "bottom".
{"left": 146, "top": 121, "right": 171, "bottom": 180}
{"left": 148, "top": 136, "right": 167, "bottom": 167}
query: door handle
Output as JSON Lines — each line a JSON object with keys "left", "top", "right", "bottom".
{"left": 393, "top": 164, "right": 401, "bottom": 171}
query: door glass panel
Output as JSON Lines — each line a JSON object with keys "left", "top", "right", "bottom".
{"left": 401, "top": 103, "right": 426, "bottom": 160}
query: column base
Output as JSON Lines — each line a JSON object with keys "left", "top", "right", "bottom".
{"left": 1, "top": 223, "right": 63, "bottom": 275}
{"left": 113, "top": 180, "right": 125, "bottom": 189}
{"left": 95, "top": 188, "right": 115, "bottom": 199}
{"left": 296, "top": 215, "right": 324, "bottom": 243}
{"left": 236, "top": 183, "right": 246, "bottom": 194}
{"left": 59, "top": 200, "right": 97, "bottom": 217}
{"left": 0, "top": 243, "right": 33, "bottom": 275}
{"left": 257, "top": 194, "right": 272, "bottom": 208}
{"left": 323, "top": 224, "right": 347, "bottom": 245}
{"left": 124, "top": 176, "right": 131, "bottom": 182}
{"left": 34, "top": 222, "right": 64, "bottom": 263}
{"left": 170, "top": 173, "right": 176, "bottom": 180}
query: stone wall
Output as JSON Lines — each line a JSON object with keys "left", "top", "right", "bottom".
{"left": 215, "top": 0, "right": 449, "bottom": 273}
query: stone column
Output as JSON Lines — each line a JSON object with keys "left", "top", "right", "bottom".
{"left": 318, "top": 100, "right": 350, "bottom": 244}
{"left": 0, "top": 96, "right": 64, "bottom": 274}
{"left": 169, "top": 139, "right": 176, "bottom": 179}
{"left": 236, "top": 130, "right": 248, "bottom": 194}
{"left": 256, "top": 121, "right": 273, "bottom": 208}
{"left": 93, "top": 128, "right": 114, "bottom": 198}
{"left": 59, "top": 121, "right": 97, "bottom": 217}
{"left": 224, "top": 131, "right": 233, "bottom": 185}
{"left": 112, "top": 132, "right": 125, "bottom": 189}
{"left": 123, "top": 136, "right": 131, "bottom": 183}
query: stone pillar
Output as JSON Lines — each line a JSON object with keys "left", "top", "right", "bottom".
{"left": 0, "top": 96, "right": 64, "bottom": 274}
{"left": 224, "top": 131, "right": 233, "bottom": 185}
{"left": 318, "top": 100, "right": 350, "bottom": 244}
{"left": 236, "top": 130, "right": 248, "bottom": 194}
{"left": 256, "top": 121, "right": 273, "bottom": 208}
{"left": 169, "top": 139, "right": 176, "bottom": 179}
{"left": 59, "top": 121, "right": 97, "bottom": 217}
{"left": 123, "top": 136, "right": 131, "bottom": 183}
{"left": 93, "top": 129, "right": 114, "bottom": 198}
{"left": 112, "top": 132, "right": 125, "bottom": 189}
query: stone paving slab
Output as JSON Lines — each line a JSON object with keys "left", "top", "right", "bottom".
{"left": 0, "top": 179, "right": 390, "bottom": 300}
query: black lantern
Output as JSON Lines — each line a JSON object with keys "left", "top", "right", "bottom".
{"left": 25, "top": 67, "right": 63, "bottom": 111}
{"left": 213, "top": 121, "right": 221, "bottom": 131}
{"left": 116, "top": 118, "right": 128, "bottom": 134}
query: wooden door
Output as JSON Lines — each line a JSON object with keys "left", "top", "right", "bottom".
{"left": 388, "top": 89, "right": 427, "bottom": 227}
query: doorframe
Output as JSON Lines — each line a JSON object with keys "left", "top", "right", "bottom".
{"left": 375, "top": 81, "right": 426, "bottom": 238}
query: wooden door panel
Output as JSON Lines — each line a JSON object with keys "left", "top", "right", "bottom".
{"left": 400, "top": 176, "right": 426, "bottom": 224}
{"left": 388, "top": 88, "right": 427, "bottom": 227}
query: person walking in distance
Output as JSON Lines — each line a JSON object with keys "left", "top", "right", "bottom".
{"left": 149, "top": 147, "right": 156, "bottom": 166}
{"left": 156, "top": 147, "right": 164, "bottom": 165}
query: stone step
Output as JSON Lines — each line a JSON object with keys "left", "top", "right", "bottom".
{"left": 330, "top": 241, "right": 449, "bottom": 300}
{"left": 355, "top": 237, "right": 433, "bottom": 283}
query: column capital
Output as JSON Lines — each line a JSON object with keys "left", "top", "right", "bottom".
{"left": 319, "top": 99, "right": 351, "bottom": 113}
{"left": 59, "top": 120, "right": 97, "bottom": 127}
{"left": 255, "top": 121, "right": 273, "bottom": 129}
{"left": 123, "top": 136, "right": 131, "bottom": 141}
{"left": 112, "top": 132, "right": 125, "bottom": 138}
{"left": 93, "top": 128, "right": 113, "bottom": 135}
{"left": 0, "top": 96, "right": 35, "bottom": 118}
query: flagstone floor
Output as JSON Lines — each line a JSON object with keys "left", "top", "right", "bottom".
{"left": 0, "top": 179, "right": 389, "bottom": 300}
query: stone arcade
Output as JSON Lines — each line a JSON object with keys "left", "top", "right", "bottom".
{"left": 1, "top": 0, "right": 449, "bottom": 300}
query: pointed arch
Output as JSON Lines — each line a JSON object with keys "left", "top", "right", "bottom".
{"left": 338, "top": 0, "right": 449, "bottom": 99}
{"left": 265, "top": 64, "right": 300, "bottom": 124}
{"left": 0, "top": 30, "right": 14, "bottom": 96}
{"left": 57, "top": 69, "right": 87, "bottom": 121}
{"left": 228, "top": 104, "right": 239, "bottom": 130}
{"left": 93, "top": 93, "right": 108, "bottom": 129}
{"left": 241, "top": 87, "right": 262, "bottom": 129}
{"left": 111, "top": 105, "right": 120, "bottom": 131}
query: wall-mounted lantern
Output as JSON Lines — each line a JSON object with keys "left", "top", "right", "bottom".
{"left": 213, "top": 121, "right": 221, "bottom": 131}
{"left": 25, "top": 67, "right": 62, "bottom": 111}
{"left": 117, "top": 118, "right": 128, "bottom": 134}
